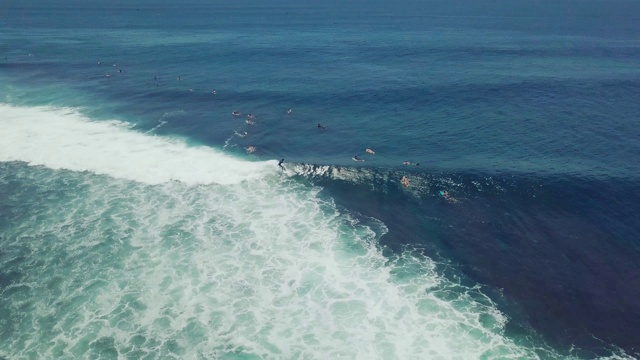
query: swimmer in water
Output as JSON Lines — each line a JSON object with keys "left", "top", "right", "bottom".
{"left": 317, "top": 123, "right": 325, "bottom": 130}
{"left": 246, "top": 145, "right": 256, "bottom": 153}
{"left": 401, "top": 176, "right": 410, "bottom": 187}
{"left": 287, "top": 108, "right": 293, "bottom": 114}
{"left": 366, "top": 148, "right": 375, "bottom": 154}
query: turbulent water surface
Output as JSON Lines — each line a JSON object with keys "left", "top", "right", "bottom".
{"left": 1, "top": 1, "right": 640, "bottom": 359}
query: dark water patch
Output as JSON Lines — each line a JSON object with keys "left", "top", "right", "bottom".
{"left": 298, "top": 163, "right": 640, "bottom": 357}
{"left": 434, "top": 44, "right": 640, "bottom": 60}
{"left": 0, "top": 61, "right": 64, "bottom": 70}
{"left": 437, "top": 194, "right": 640, "bottom": 356}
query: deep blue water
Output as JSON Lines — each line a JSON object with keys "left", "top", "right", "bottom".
{"left": 1, "top": 1, "right": 640, "bottom": 358}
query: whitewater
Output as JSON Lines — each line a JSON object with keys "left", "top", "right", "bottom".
{"left": 0, "top": 104, "right": 559, "bottom": 359}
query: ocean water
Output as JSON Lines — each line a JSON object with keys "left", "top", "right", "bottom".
{"left": 1, "top": 1, "right": 639, "bottom": 359}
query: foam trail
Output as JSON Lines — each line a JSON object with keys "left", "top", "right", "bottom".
{"left": 0, "top": 164, "right": 557, "bottom": 359}
{"left": 0, "top": 104, "right": 276, "bottom": 185}
{"left": 0, "top": 104, "right": 584, "bottom": 359}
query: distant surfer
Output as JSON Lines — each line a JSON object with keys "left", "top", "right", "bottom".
{"left": 401, "top": 176, "right": 410, "bottom": 187}
{"left": 232, "top": 111, "right": 241, "bottom": 116}
{"left": 278, "top": 158, "right": 285, "bottom": 170}
{"left": 440, "top": 190, "right": 458, "bottom": 203}
{"left": 404, "top": 160, "right": 411, "bottom": 165}
{"left": 353, "top": 155, "right": 365, "bottom": 162}
{"left": 317, "top": 123, "right": 325, "bottom": 130}
{"left": 366, "top": 148, "right": 375, "bottom": 154}
{"left": 246, "top": 145, "right": 256, "bottom": 153}
{"left": 287, "top": 108, "right": 293, "bottom": 114}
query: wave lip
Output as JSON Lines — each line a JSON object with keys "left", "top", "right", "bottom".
{"left": 0, "top": 104, "right": 276, "bottom": 185}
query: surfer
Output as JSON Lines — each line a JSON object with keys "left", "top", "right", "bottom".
{"left": 404, "top": 160, "right": 411, "bottom": 165}
{"left": 366, "top": 148, "right": 375, "bottom": 154}
{"left": 317, "top": 123, "right": 325, "bottom": 130}
{"left": 287, "top": 108, "right": 293, "bottom": 114}
{"left": 246, "top": 145, "right": 256, "bottom": 153}
{"left": 278, "top": 158, "right": 285, "bottom": 170}
{"left": 401, "top": 176, "right": 410, "bottom": 187}
{"left": 440, "top": 190, "right": 458, "bottom": 203}
{"left": 353, "top": 155, "right": 365, "bottom": 162}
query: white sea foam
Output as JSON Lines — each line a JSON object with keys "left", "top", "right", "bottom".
{"left": 0, "top": 105, "right": 566, "bottom": 359}
{"left": 0, "top": 104, "right": 276, "bottom": 185}
{"left": 0, "top": 169, "right": 558, "bottom": 359}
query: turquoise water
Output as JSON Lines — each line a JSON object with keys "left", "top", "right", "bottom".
{"left": 1, "top": 1, "right": 640, "bottom": 359}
